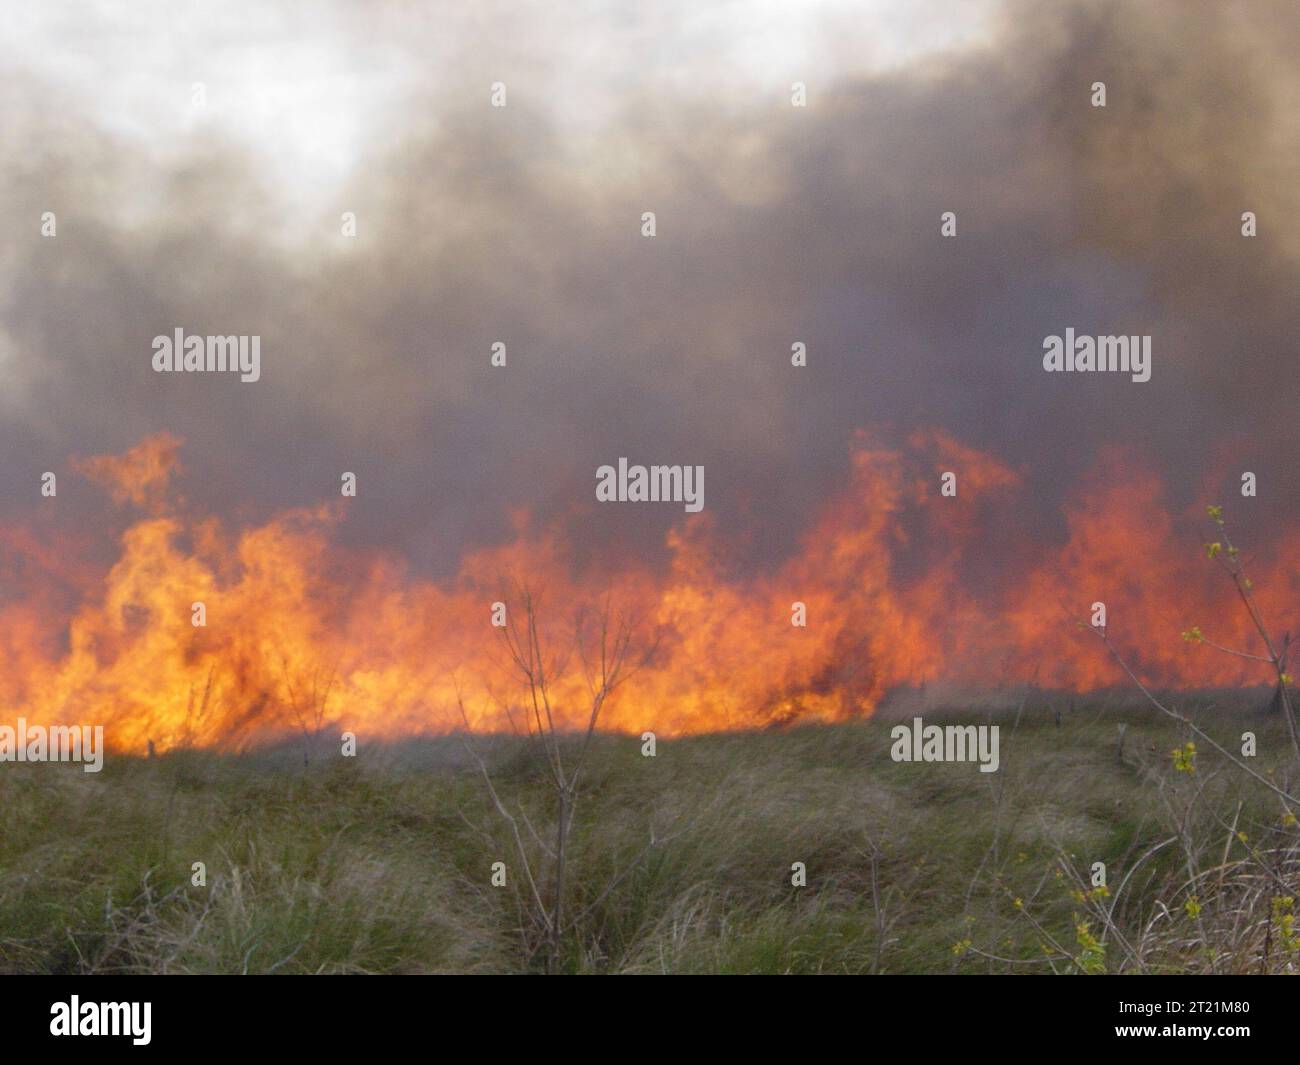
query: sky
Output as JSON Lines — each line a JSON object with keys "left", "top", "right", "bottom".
{"left": 2, "top": 0, "right": 1297, "bottom": 579}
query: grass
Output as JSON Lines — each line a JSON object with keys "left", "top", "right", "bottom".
{"left": 2, "top": 690, "right": 1297, "bottom": 973}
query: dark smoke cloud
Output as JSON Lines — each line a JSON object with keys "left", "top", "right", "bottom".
{"left": 1, "top": 0, "right": 1297, "bottom": 578}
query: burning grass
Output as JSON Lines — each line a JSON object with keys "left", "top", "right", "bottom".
{"left": 2, "top": 693, "right": 1297, "bottom": 974}
{"left": 7, "top": 432, "right": 1300, "bottom": 751}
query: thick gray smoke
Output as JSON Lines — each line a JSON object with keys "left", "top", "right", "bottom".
{"left": 1, "top": 0, "right": 1296, "bottom": 576}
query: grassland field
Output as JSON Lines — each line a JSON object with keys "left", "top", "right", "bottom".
{"left": 2, "top": 689, "right": 1296, "bottom": 974}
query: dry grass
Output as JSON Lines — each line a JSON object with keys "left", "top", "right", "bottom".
{"left": 1, "top": 692, "right": 1297, "bottom": 973}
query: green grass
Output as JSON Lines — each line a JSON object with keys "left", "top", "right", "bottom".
{"left": 2, "top": 695, "right": 1297, "bottom": 973}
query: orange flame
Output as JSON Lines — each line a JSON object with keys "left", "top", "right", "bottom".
{"left": 1, "top": 432, "right": 1294, "bottom": 751}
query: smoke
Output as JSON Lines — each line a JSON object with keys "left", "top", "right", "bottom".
{"left": 1, "top": 0, "right": 1297, "bottom": 579}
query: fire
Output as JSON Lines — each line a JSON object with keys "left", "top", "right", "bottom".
{"left": 1, "top": 432, "right": 1294, "bottom": 752}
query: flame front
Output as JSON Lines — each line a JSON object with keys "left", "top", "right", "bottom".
{"left": 2, "top": 431, "right": 1294, "bottom": 752}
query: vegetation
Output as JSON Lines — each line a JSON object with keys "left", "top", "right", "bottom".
{"left": 2, "top": 692, "right": 1296, "bottom": 974}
